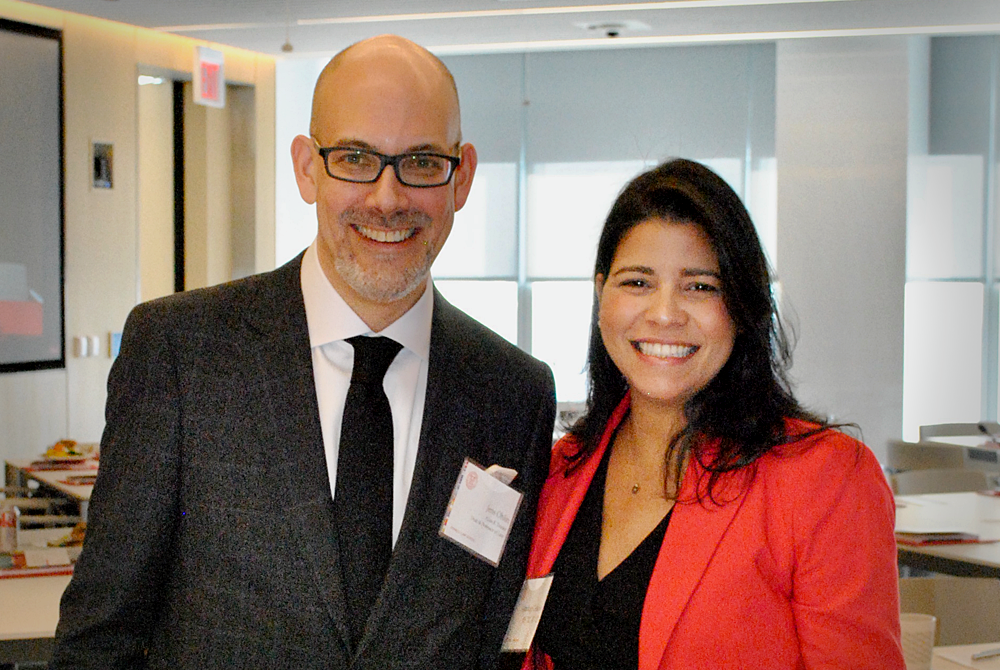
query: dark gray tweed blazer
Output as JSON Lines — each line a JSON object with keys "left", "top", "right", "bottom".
{"left": 50, "top": 253, "right": 556, "bottom": 670}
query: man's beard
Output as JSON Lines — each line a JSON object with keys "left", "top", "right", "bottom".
{"left": 335, "top": 208, "right": 437, "bottom": 304}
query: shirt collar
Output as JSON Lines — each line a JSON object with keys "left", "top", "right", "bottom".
{"left": 300, "top": 241, "right": 433, "bottom": 361}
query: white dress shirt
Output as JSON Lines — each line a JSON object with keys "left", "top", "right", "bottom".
{"left": 299, "top": 241, "right": 432, "bottom": 546}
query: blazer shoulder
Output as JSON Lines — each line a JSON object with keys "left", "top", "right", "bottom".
{"left": 127, "top": 254, "right": 304, "bottom": 333}
{"left": 756, "top": 422, "right": 893, "bottom": 514}
{"left": 431, "top": 290, "right": 553, "bottom": 385}
{"left": 768, "top": 421, "right": 879, "bottom": 478}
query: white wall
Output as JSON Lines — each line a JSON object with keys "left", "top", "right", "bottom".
{"left": 775, "top": 36, "right": 910, "bottom": 459}
{"left": 274, "top": 58, "right": 325, "bottom": 266}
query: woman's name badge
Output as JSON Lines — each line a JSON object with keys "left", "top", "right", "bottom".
{"left": 439, "top": 458, "right": 523, "bottom": 566}
{"left": 501, "top": 575, "right": 554, "bottom": 652}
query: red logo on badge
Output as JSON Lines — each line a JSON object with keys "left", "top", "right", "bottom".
{"left": 466, "top": 470, "right": 479, "bottom": 490}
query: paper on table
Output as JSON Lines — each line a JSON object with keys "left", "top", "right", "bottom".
{"left": 895, "top": 531, "right": 983, "bottom": 546}
{"left": 22, "top": 547, "right": 72, "bottom": 567}
{"left": 936, "top": 644, "right": 1000, "bottom": 669}
{"left": 896, "top": 524, "right": 973, "bottom": 534}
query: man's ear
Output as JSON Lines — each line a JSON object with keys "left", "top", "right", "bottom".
{"left": 452, "top": 143, "right": 478, "bottom": 212}
{"left": 291, "top": 134, "right": 319, "bottom": 205}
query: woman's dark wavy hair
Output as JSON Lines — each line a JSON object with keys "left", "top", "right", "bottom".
{"left": 567, "top": 158, "right": 825, "bottom": 499}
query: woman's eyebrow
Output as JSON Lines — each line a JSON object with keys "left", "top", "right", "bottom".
{"left": 610, "top": 265, "right": 654, "bottom": 276}
{"left": 682, "top": 268, "right": 722, "bottom": 278}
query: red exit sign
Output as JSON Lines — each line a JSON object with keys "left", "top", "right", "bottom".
{"left": 194, "top": 46, "right": 225, "bottom": 108}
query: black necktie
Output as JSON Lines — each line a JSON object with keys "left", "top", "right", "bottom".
{"left": 336, "top": 335, "right": 402, "bottom": 647}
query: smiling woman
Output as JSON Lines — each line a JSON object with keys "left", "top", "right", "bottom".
{"left": 518, "top": 159, "right": 905, "bottom": 670}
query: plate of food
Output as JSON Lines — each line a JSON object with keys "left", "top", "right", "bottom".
{"left": 43, "top": 439, "right": 89, "bottom": 462}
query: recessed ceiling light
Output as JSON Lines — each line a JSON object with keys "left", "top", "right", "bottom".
{"left": 576, "top": 19, "right": 651, "bottom": 37}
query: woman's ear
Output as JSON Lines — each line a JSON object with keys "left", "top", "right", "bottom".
{"left": 594, "top": 274, "right": 606, "bottom": 303}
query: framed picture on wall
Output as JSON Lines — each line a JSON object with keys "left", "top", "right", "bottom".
{"left": 0, "top": 19, "right": 65, "bottom": 372}
{"left": 92, "top": 141, "right": 113, "bottom": 189}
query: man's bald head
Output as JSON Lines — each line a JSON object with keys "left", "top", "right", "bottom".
{"left": 290, "top": 33, "right": 478, "bottom": 331}
{"left": 309, "top": 35, "right": 461, "bottom": 142}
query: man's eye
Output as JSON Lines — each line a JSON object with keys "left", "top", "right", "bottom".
{"left": 339, "top": 152, "right": 366, "bottom": 165}
{"left": 407, "top": 155, "right": 444, "bottom": 171}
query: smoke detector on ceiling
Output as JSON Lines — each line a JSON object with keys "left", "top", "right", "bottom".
{"left": 576, "top": 20, "right": 651, "bottom": 39}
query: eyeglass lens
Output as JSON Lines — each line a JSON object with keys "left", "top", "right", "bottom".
{"left": 325, "top": 149, "right": 455, "bottom": 186}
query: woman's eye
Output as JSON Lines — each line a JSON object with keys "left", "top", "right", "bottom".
{"left": 689, "top": 281, "right": 721, "bottom": 293}
{"left": 619, "top": 278, "right": 649, "bottom": 289}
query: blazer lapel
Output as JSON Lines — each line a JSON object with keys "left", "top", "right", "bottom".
{"left": 242, "top": 254, "right": 353, "bottom": 654}
{"left": 638, "top": 459, "right": 749, "bottom": 670}
{"left": 528, "top": 399, "right": 631, "bottom": 577}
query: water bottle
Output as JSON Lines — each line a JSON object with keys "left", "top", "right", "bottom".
{"left": 0, "top": 501, "right": 16, "bottom": 552}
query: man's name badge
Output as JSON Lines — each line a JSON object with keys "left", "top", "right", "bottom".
{"left": 501, "top": 575, "right": 554, "bottom": 652}
{"left": 439, "top": 458, "right": 522, "bottom": 566}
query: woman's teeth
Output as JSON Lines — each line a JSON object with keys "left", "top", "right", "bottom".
{"left": 636, "top": 342, "right": 696, "bottom": 359}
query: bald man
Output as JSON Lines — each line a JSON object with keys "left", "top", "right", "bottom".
{"left": 51, "top": 36, "right": 556, "bottom": 670}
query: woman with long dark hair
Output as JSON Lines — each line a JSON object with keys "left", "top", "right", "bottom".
{"left": 520, "top": 159, "right": 903, "bottom": 669}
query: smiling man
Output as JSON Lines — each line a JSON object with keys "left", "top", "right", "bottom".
{"left": 51, "top": 35, "right": 556, "bottom": 670}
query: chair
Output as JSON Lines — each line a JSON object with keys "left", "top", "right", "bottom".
{"left": 899, "top": 576, "right": 1000, "bottom": 645}
{"left": 891, "top": 468, "right": 992, "bottom": 495}
{"left": 919, "top": 422, "right": 1000, "bottom": 443}
{"left": 1, "top": 495, "right": 82, "bottom": 529}
{"left": 886, "top": 439, "right": 965, "bottom": 472}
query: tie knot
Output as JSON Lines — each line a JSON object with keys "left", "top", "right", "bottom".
{"left": 347, "top": 336, "right": 402, "bottom": 386}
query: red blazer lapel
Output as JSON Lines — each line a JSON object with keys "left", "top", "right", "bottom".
{"left": 638, "top": 459, "right": 750, "bottom": 670}
{"left": 527, "top": 397, "right": 631, "bottom": 577}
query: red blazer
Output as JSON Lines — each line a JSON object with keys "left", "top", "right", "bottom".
{"left": 523, "top": 396, "right": 904, "bottom": 670}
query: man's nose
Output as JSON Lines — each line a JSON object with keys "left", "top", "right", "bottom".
{"left": 365, "top": 165, "right": 408, "bottom": 213}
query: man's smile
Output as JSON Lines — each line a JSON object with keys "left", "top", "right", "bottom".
{"left": 353, "top": 224, "right": 417, "bottom": 243}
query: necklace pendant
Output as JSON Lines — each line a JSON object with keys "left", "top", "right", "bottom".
{"left": 631, "top": 483, "right": 640, "bottom": 494}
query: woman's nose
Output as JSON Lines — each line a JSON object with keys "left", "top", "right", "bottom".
{"left": 648, "top": 289, "right": 687, "bottom": 325}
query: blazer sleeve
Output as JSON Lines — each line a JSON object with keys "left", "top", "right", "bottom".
{"left": 50, "top": 300, "right": 182, "bottom": 670}
{"left": 784, "top": 433, "right": 904, "bottom": 669}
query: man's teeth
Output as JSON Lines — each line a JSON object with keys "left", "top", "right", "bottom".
{"left": 356, "top": 225, "right": 415, "bottom": 243}
{"left": 636, "top": 342, "right": 696, "bottom": 359}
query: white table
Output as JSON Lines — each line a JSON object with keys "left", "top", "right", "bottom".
{"left": 934, "top": 643, "right": 1000, "bottom": 669}
{"left": 0, "top": 527, "right": 74, "bottom": 665}
{"left": 896, "top": 492, "right": 1000, "bottom": 577}
{"left": 6, "top": 458, "right": 96, "bottom": 521}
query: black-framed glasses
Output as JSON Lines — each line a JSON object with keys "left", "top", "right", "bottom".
{"left": 312, "top": 138, "right": 460, "bottom": 188}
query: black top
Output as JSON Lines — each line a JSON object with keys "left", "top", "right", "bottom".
{"left": 534, "top": 452, "right": 672, "bottom": 670}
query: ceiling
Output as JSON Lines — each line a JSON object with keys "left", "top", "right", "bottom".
{"left": 18, "top": 0, "right": 1000, "bottom": 58}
